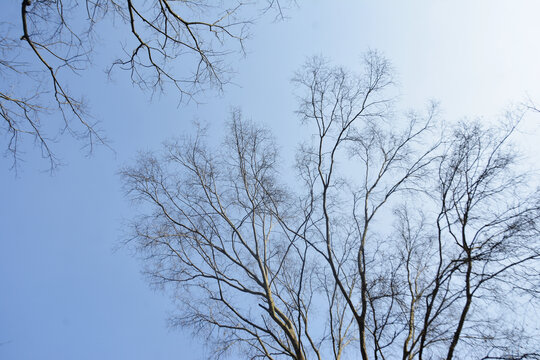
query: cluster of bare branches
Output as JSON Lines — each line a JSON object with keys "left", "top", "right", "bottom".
{"left": 122, "top": 53, "right": 540, "bottom": 359}
{"left": 1, "top": 0, "right": 290, "bottom": 170}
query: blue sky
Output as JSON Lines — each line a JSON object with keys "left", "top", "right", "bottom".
{"left": 2, "top": 1, "right": 540, "bottom": 359}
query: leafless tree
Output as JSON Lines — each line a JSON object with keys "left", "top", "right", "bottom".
{"left": 122, "top": 53, "right": 540, "bottom": 359}
{"left": 1, "top": 0, "right": 291, "bottom": 170}
{"left": 122, "top": 112, "right": 325, "bottom": 360}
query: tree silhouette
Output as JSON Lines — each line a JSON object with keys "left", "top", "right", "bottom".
{"left": 1, "top": 0, "right": 290, "bottom": 169}
{"left": 122, "top": 54, "right": 540, "bottom": 359}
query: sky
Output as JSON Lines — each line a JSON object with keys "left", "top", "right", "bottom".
{"left": 2, "top": 1, "right": 540, "bottom": 359}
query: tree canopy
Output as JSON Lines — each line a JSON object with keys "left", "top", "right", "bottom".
{"left": 122, "top": 54, "right": 540, "bottom": 360}
{"left": 1, "top": 0, "right": 290, "bottom": 169}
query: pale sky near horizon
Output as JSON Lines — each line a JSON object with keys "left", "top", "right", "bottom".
{"left": 2, "top": 1, "right": 540, "bottom": 359}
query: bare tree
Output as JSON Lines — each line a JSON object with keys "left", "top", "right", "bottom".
{"left": 122, "top": 112, "right": 324, "bottom": 360}
{"left": 122, "top": 54, "right": 540, "bottom": 359}
{"left": 1, "top": 0, "right": 291, "bottom": 170}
